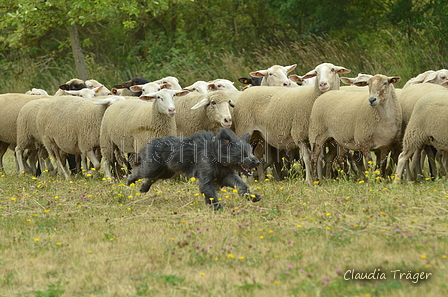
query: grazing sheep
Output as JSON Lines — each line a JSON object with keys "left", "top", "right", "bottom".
{"left": 309, "top": 74, "right": 402, "bottom": 181}
{"left": 234, "top": 62, "right": 350, "bottom": 184}
{"left": 250, "top": 64, "right": 297, "bottom": 86}
{"left": 0, "top": 93, "right": 50, "bottom": 172}
{"left": 54, "top": 78, "right": 87, "bottom": 96}
{"left": 34, "top": 96, "right": 125, "bottom": 179}
{"left": 395, "top": 89, "right": 448, "bottom": 181}
{"left": 25, "top": 88, "right": 49, "bottom": 96}
{"left": 175, "top": 90, "right": 237, "bottom": 137}
{"left": 99, "top": 89, "right": 189, "bottom": 178}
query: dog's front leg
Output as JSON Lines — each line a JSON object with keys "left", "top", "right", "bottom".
{"left": 198, "top": 179, "right": 222, "bottom": 211}
{"left": 220, "top": 173, "right": 262, "bottom": 202}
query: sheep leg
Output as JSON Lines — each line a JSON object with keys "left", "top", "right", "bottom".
{"left": 440, "top": 151, "right": 448, "bottom": 180}
{"left": 85, "top": 149, "right": 102, "bottom": 176}
{"left": 424, "top": 145, "right": 437, "bottom": 180}
{"left": 410, "top": 150, "right": 423, "bottom": 181}
{"left": 0, "top": 141, "right": 9, "bottom": 172}
{"left": 307, "top": 141, "right": 319, "bottom": 184}
{"left": 395, "top": 149, "right": 415, "bottom": 182}
{"left": 15, "top": 146, "right": 27, "bottom": 174}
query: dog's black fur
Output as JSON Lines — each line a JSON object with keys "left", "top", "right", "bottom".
{"left": 127, "top": 128, "right": 262, "bottom": 210}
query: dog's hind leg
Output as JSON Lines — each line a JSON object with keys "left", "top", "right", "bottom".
{"left": 219, "top": 173, "right": 262, "bottom": 202}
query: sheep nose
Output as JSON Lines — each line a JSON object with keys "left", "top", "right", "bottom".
{"left": 368, "top": 97, "right": 377, "bottom": 106}
{"left": 320, "top": 82, "right": 328, "bottom": 88}
{"left": 283, "top": 81, "right": 291, "bottom": 87}
{"left": 168, "top": 108, "right": 176, "bottom": 114}
{"left": 224, "top": 118, "right": 232, "bottom": 124}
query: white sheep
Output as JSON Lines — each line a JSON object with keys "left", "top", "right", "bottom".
{"left": 395, "top": 89, "right": 448, "bottom": 181}
{"left": 234, "top": 62, "right": 350, "bottom": 184}
{"left": 64, "top": 86, "right": 107, "bottom": 98}
{"left": 15, "top": 98, "right": 54, "bottom": 175}
{"left": 129, "top": 82, "right": 162, "bottom": 99}
{"left": 99, "top": 89, "right": 189, "bottom": 178}
{"left": 0, "top": 93, "right": 51, "bottom": 172}
{"left": 207, "top": 79, "right": 239, "bottom": 91}
{"left": 183, "top": 81, "right": 210, "bottom": 94}
{"left": 250, "top": 64, "right": 297, "bottom": 86}
{"left": 34, "top": 95, "right": 125, "bottom": 179}
{"left": 309, "top": 74, "right": 402, "bottom": 181}
{"left": 175, "top": 90, "right": 237, "bottom": 137}
{"left": 153, "top": 76, "right": 182, "bottom": 90}
{"left": 25, "top": 88, "right": 49, "bottom": 96}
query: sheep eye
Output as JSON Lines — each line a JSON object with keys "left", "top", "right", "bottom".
{"left": 158, "top": 96, "right": 163, "bottom": 101}
{"left": 211, "top": 101, "right": 216, "bottom": 105}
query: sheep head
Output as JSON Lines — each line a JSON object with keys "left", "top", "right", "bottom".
{"left": 302, "top": 63, "right": 351, "bottom": 92}
{"left": 361, "top": 74, "right": 400, "bottom": 107}
{"left": 191, "top": 91, "right": 234, "bottom": 128}
{"left": 250, "top": 64, "right": 297, "bottom": 87}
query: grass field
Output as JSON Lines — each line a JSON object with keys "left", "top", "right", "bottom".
{"left": 0, "top": 151, "right": 447, "bottom": 297}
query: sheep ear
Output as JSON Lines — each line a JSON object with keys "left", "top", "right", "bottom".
{"left": 65, "top": 90, "right": 80, "bottom": 95}
{"left": 289, "top": 75, "right": 303, "bottom": 83}
{"left": 340, "top": 77, "right": 354, "bottom": 84}
{"left": 249, "top": 70, "right": 267, "bottom": 77}
{"left": 285, "top": 64, "right": 297, "bottom": 73}
{"left": 59, "top": 84, "right": 70, "bottom": 90}
{"left": 175, "top": 90, "right": 189, "bottom": 97}
{"left": 191, "top": 98, "right": 210, "bottom": 109}
{"left": 130, "top": 85, "right": 143, "bottom": 92}
{"left": 240, "top": 133, "right": 251, "bottom": 143}
{"left": 353, "top": 81, "right": 368, "bottom": 87}
{"left": 301, "top": 70, "right": 317, "bottom": 80}
{"left": 238, "top": 77, "right": 251, "bottom": 84}
{"left": 388, "top": 77, "right": 401, "bottom": 84}
{"left": 229, "top": 100, "right": 235, "bottom": 108}
{"left": 423, "top": 72, "right": 438, "bottom": 83}
{"left": 94, "top": 85, "right": 104, "bottom": 93}
{"left": 335, "top": 66, "right": 351, "bottom": 74}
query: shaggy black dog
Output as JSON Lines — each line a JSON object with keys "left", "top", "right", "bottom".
{"left": 127, "top": 128, "right": 262, "bottom": 210}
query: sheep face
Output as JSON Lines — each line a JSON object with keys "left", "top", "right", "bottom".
{"left": 208, "top": 79, "right": 238, "bottom": 91}
{"left": 154, "top": 76, "right": 182, "bottom": 90}
{"left": 424, "top": 69, "right": 448, "bottom": 87}
{"left": 191, "top": 92, "right": 234, "bottom": 128}
{"left": 131, "top": 82, "right": 162, "bottom": 99}
{"left": 250, "top": 64, "right": 297, "bottom": 87}
{"left": 144, "top": 89, "right": 189, "bottom": 116}
{"left": 302, "top": 63, "right": 351, "bottom": 92}
{"left": 364, "top": 75, "right": 400, "bottom": 107}
{"left": 184, "top": 81, "right": 209, "bottom": 94}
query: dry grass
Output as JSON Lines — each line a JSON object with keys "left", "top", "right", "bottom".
{"left": 0, "top": 151, "right": 447, "bottom": 297}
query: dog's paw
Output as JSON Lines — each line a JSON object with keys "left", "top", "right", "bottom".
{"left": 245, "top": 193, "right": 263, "bottom": 202}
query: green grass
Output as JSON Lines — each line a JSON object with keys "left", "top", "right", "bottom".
{"left": 0, "top": 151, "right": 447, "bottom": 296}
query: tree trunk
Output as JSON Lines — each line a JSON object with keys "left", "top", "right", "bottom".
{"left": 68, "top": 24, "right": 88, "bottom": 80}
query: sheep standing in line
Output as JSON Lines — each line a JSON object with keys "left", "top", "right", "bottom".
{"left": 175, "top": 90, "right": 237, "bottom": 137}
{"left": 34, "top": 96, "right": 125, "bottom": 179}
{"left": 309, "top": 74, "right": 402, "bottom": 181}
{"left": 99, "top": 89, "right": 189, "bottom": 178}
{"left": 0, "top": 93, "right": 51, "bottom": 172}
{"left": 395, "top": 89, "right": 448, "bottom": 181}
{"left": 249, "top": 64, "right": 297, "bottom": 87}
{"left": 395, "top": 83, "right": 448, "bottom": 180}
{"left": 16, "top": 98, "right": 54, "bottom": 175}
{"left": 234, "top": 62, "right": 350, "bottom": 184}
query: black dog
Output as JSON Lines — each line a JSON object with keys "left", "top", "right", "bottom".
{"left": 127, "top": 128, "right": 262, "bottom": 210}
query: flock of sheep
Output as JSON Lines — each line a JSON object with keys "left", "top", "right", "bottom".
{"left": 1, "top": 63, "right": 448, "bottom": 186}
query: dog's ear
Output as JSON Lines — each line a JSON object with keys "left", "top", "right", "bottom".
{"left": 217, "top": 128, "right": 234, "bottom": 144}
{"left": 240, "top": 133, "right": 251, "bottom": 143}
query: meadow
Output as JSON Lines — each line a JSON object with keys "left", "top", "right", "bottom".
{"left": 0, "top": 150, "right": 447, "bottom": 297}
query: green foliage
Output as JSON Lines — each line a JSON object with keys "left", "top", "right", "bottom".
{"left": 0, "top": 1, "right": 447, "bottom": 92}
